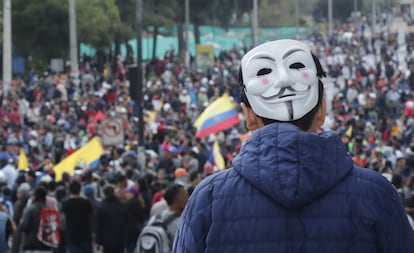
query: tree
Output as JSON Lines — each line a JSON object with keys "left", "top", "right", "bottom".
{"left": 143, "top": 0, "right": 179, "bottom": 60}
{"left": 259, "top": 0, "right": 295, "bottom": 27}
{"left": 77, "top": 0, "right": 121, "bottom": 50}
{"left": 115, "top": 0, "right": 138, "bottom": 64}
{"left": 12, "top": 0, "right": 69, "bottom": 69}
{"left": 11, "top": 0, "right": 120, "bottom": 71}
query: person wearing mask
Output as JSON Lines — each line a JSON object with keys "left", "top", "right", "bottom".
{"left": 173, "top": 39, "right": 414, "bottom": 253}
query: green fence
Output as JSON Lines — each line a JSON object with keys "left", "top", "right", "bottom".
{"left": 80, "top": 25, "right": 308, "bottom": 60}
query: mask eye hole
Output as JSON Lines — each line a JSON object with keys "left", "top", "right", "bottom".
{"left": 257, "top": 68, "right": 272, "bottom": 76}
{"left": 289, "top": 63, "right": 305, "bottom": 69}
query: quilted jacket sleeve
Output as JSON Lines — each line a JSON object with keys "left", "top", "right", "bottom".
{"left": 173, "top": 176, "right": 214, "bottom": 253}
{"left": 382, "top": 190, "right": 414, "bottom": 253}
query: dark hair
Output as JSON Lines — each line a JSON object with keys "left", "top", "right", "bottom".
{"left": 33, "top": 186, "right": 47, "bottom": 202}
{"left": 239, "top": 53, "right": 326, "bottom": 131}
{"left": 189, "top": 170, "right": 200, "bottom": 182}
{"left": 391, "top": 174, "right": 403, "bottom": 189}
{"left": 117, "top": 174, "right": 127, "bottom": 184}
{"left": 55, "top": 186, "right": 67, "bottom": 202}
{"left": 103, "top": 185, "right": 115, "bottom": 198}
{"left": 163, "top": 184, "right": 184, "bottom": 206}
{"left": 69, "top": 180, "right": 82, "bottom": 195}
{"left": 1, "top": 186, "right": 10, "bottom": 196}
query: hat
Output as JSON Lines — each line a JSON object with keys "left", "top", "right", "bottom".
{"left": 240, "top": 39, "right": 324, "bottom": 121}
{"left": 125, "top": 186, "right": 139, "bottom": 195}
{"left": 207, "top": 134, "right": 216, "bottom": 143}
{"left": 83, "top": 184, "right": 94, "bottom": 198}
{"left": 174, "top": 168, "right": 189, "bottom": 178}
{"left": 168, "top": 146, "right": 177, "bottom": 153}
{"left": 191, "top": 147, "right": 199, "bottom": 154}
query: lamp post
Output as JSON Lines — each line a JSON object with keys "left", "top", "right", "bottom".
{"left": 136, "top": 0, "right": 144, "bottom": 146}
{"left": 252, "top": 0, "right": 258, "bottom": 46}
{"left": 328, "top": 0, "right": 333, "bottom": 37}
{"left": 2, "top": 0, "right": 11, "bottom": 94}
{"left": 295, "top": 0, "right": 299, "bottom": 38}
{"left": 69, "top": 0, "right": 79, "bottom": 77}
{"left": 185, "top": 0, "right": 190, "bottom": 69}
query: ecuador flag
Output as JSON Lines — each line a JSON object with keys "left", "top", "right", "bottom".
{"left": 194, "top": 94, "right": 239, "bottom": 138}
{"left": 53, "top": 137, "right": 104, "bottom": 181}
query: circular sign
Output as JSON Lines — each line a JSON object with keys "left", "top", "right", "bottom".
{"left": 102, "top": 119, "right": 122, "bottom": 138}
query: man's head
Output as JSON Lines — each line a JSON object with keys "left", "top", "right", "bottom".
{"left": 164, "top": 184, "right": 189, "bottom": 213}
{"left": 239, "top": 39, "right": 326, "bottom": 131}
{"left": 69, "top": 180, "right": 82, "bottom": 195}
{"left": 33, "top": 185, "right": 47, "bottom": 202}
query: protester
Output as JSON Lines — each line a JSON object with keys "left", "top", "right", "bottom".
{"left": 172, "top": 39, "right": 414, "bottom": 252}
{"left": 159, "top": 184, "right": 188, "bottom": 248}
{"left": 95, "top": 185, "right": 127, "bottom": 253}
{"left": 19, "top": 186, "right": 53, "bottom": 253}
{"left": 61, "top": 180, "right": 94, "bottom": 253}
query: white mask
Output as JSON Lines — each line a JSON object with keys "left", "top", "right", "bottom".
{"left": 241, "top": 39, "right": 320, "bottom": 121}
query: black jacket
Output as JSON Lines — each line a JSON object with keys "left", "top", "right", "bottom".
{"left": 96, "top": 196, "right": 127, "bottom": 246}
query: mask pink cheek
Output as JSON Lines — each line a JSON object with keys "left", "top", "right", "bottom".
{"left": 302, "top": 71, "right": 309, "bottom": 79}
{"left": 261, "top": 78, "right": 270, "bottom": 85}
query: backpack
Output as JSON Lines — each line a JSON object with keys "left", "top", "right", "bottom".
{"left": 135, "top": 213, "right": 179, "bottom": 253}
{"left": 37, "top": 208, "right": 61, "bottom": 248}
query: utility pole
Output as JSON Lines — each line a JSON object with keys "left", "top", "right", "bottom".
{"left": 372, "top": 0, "right": 376, "bottom": 33}
{"left": 295, "top": 0, "right": 299, "bottom": 38}
{"left": 185, "top": 0, "right": 190, "bottom": 69}
{"left": 328, "top": 0, "right": 333, "bottom": 37}
{"left": 69, "top": 0, "right": 79, "bottom": 77}
{"left": 252, "top": 0, "right": 258, "bottom": 46}
{"left": 3, "top": 0, "right": 11, "bottom": 94}
{"left": 136, "top": 0, "right": 144, "bottom": 146}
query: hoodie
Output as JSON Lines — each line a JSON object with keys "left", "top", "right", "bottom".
{"left": 173, "top": 123, "right": 414, "bottom": 253}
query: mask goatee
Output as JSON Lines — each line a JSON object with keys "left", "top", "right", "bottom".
{"left": 285, "top": 101, "right": 293, "bottom": 121}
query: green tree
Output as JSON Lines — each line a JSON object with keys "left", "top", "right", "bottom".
{"left": 259, "top": 0, "right": 295, "bottom": 27}
{"left": 115, "top": 0, "right": 137, "bottom": 64}
{"left": 12, "top": 0, "right": 69, "bottom": 69}
{"left": 144, "top": 0, "right": 179, "bottom": 59}
{"left": 77, "top": 0, "right": 121, "bottom": 50}
{"left": 11, "top": 0, "right": 120, "bottom": 71}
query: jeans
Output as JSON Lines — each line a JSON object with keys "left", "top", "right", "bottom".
{"left": 66, "top": 242, "right": 93, "bottom": 253}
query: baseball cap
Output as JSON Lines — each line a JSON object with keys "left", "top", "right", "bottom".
{"left": 174, "top": 168, "right": 189, "bottom": 178}
{"left": 240, "top": 39, "right": 325, "bottom": 122}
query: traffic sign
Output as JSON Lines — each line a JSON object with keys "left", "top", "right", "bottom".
{"left": 100, "top": 118, "right": 124, "bottom": 146}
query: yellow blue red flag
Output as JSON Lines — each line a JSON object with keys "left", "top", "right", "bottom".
{"left": 213, "top": 141, "right": 225, "bottom": 170}
{"left": 194, "top": 94, "right": 239, "bottom": 138}
{"left": 53, "top": 137, "right": 104, "bottom": 181}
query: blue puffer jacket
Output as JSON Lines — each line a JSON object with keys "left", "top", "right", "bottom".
{"left": 173, "top": 123, "right": 414, "bottom": 253}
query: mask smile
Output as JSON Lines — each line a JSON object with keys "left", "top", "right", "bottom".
{"left": 260, "top": 86, "right": 311, "bottom": 103}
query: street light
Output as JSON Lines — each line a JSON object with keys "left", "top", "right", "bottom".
{"left": 2, "top": 0, "right": 11, "bottom": 94}
{"left": 185, "top": 0, "right": 190, "bottom": 69}
{"left": 69, "top": 0, "right": 79, "bottom": 77}
{"left": 252, "top": 0, "right": 258, "bottom": 46}
{"left": 295, "top": 0, "right": 299, "bottom": 38}
{"left": 135, "top": 0, "right": 144, "bottom": 146}
{"left": 328, "top": 0, "right": 333, "bottom": 37}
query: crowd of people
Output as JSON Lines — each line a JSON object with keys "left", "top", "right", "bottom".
{"left": 0, "top": 5, "right": 413, "bottom": 253}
